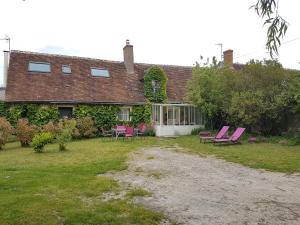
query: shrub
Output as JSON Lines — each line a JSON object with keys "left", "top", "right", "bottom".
{"left": 32, "top": 132, "right": 53, "bottom": 153}
{"left": 191, "top": 127, "right": 206, "bottom": 135}
{"left": 56, "top": 119, "right": 77, "bottom": 151}
{"left": 75, "top": 117, "right": 97, "bottom": 138}
{"left": 144, "top": 124, "right": 156, "bottom": 136}
{"left": 0, "top": 117, "right": 13, "bottom": 150}
{"left": 187, "top": 60, "right": 300, "bottom": 135}
{"left": 15, "top": 118, "right": 37, "bottom": 147}
{"left": 42, "top": 121, "right": 59, "bottom": 137}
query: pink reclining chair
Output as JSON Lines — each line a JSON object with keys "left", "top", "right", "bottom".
{"left": 213, "top": 127, "right": 246, "bottom": 144}
{"left": 200, "top": 126, "right": 230, "bottom": 143}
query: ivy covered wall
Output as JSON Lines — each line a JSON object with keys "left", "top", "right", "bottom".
{"left": 0, "top": 102, "right": 151, "bottom": 129}
{"left": 1, "top": 103, "right": 59, "bottom": 127}
{"left": 144, "top": 66, "right": 168, "bottom": 103}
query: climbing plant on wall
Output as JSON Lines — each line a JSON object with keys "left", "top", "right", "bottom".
{"left": 144, "top": 66, "right": 168, "bottom": 103}
{"left": 130, "top": 102, "right": 152, "bottom": 127}
{"left": 6, "top": 104, "right": 59, "bottom": 126}
{"left": 73, "top": 105, "right": 119, "bottom": 129}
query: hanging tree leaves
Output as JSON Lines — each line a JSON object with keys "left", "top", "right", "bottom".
{"left": 251, "top": 0, "right": 288, "bottom": 58}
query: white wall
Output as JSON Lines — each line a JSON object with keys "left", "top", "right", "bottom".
{"left": 154, "top": 125, "right": 204, "bottom": 136}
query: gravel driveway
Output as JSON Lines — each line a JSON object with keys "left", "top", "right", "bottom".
{"left": 111, "top": 147, "right": 300, "bottom": 225}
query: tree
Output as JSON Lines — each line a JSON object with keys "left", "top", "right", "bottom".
{"left": 186, "top": 60, "right": 299, "bottom": 135}
{"left": 252, "top": 0, "right": 288, "bottom": 58}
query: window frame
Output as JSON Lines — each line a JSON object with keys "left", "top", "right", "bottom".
{"left": 152, "top": 80, "right": 161, "bottom": 93}
{"left": 90, "top": 67, "right": 110, "bottom": 78}
{"left": 117, "top": 107, "right": 131, "bottom": 121}
{"left": 62, "top": 64, "right": 72, "bottom": 74}
{"left": 28, "top": 61, "right": 51, "bottom": 73}
{"left": 58, "top": 106, "right": 73, "bottom": 119}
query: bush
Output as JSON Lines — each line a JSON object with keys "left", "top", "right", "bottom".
{"left": 191, "top": 127, "right": 206, "bottom": 135}
{"left": 187, "top": 60, "right": 300, "bottom": 135}
{"left": 56, "top": 119, "right": 77, "bottom": 151}
{"left": 0, "top": 117, "right": 13, "bottom": 150}
{"left": 15, "top": 118, "right": 37, "bottom": 147}
{"left": 32, "top": 132, "right": 53, "bottom": 153}
{"left": 42, "top": 121, "right": 59, "bottom": 137}
{"left": 144, "top": 124, "right": 156, "bottom": 136}
{"left": 75, "top": 117, "right": 97, "bottom": 138}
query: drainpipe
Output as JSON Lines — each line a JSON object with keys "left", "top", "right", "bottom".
{"left": 3, "top": 51, "right": 10, "bottom": 87}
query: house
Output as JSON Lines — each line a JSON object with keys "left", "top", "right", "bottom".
{"left": 2, "top": 40, "right": 236, "bottom": 136}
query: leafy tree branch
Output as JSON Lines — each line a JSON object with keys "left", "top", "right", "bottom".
{"left": 252, "top": 0, "right": 288, "bottom": 58}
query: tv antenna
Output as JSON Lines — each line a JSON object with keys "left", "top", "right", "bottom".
{"left": 215, "top": 43, "right": 223, "bottom": 62}
{"left": 0, "top": 35, "right": 10, "bottom": 52}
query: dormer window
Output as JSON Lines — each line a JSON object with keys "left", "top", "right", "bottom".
{"left": 62, "top": 65, "right": 71, "bottom": 74}
{"left": 91, "top": 68, "right": 110, "bottom": 77}
{"left": 152, "top": 80, "right": 160, "bottom": 93}
{"left": 28, "top": 62, "right": 51, "bottom": 73}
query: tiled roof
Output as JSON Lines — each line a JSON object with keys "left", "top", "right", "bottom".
{"left": 5, "top": 51, "right": 193, "bottom": 104}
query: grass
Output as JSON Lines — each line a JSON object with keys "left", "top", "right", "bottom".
{"left": 1, "top": 136, "right": 299, "bottom": 225}
{"left": 126, "top": 188, "right": 152, "bottom": 198}
{"left": 169, "top": 136, "right": 300, "bottom": 173}
{"left": 0, "top": 138, "right": 165, "bottom": 225}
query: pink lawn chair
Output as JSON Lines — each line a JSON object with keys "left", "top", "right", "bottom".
{"left": 115, "top": 125, "right": 126, "bottom": 139}
{"left": 200, "top": 126, "right": 230, "bottom": 143}
{"left": 213, "top": 127, "right": 246, "bottom": 144}
{"left": 136, "top": 123, "right": 147, "bottom": 138}
{"left": 125, "top": 126, "right": 135, "bottom": 140}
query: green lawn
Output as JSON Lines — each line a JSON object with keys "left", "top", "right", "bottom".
{"left": 172, "top": 136, "right": 300, "bottom": 173}
{"left": 0, "top": 138, "right": 167, "bottom": 225}
{"left": 0, "top": 136, "right": 299, "bottom": 225}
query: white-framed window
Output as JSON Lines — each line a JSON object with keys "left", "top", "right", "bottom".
{"left": 28, "top": 62, "right": 51, "bottom": 73}
{"left": 90, "top": 67, "right": 110, "bottom": 77}
{"left": 153, "top": 104, "right": 204, "bottom": 126}
{"left": 152, "top": 80, "right": 160, "bottom": 93}
{"left": 62, "top": 65, "right": 71, "bottom": 74}
{"left": 118, "top": 107, "right": 131, "bottom": 121}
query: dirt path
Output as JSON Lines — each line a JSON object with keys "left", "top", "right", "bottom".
{"left": 111, "top": 147, "right": 300, "bottom": 225}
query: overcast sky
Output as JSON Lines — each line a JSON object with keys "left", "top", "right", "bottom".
{"left": 0, "top": 0, "right": 299, "bottom": 85}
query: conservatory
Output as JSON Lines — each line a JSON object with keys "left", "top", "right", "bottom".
{"left": 151, "top": 104, "right": 205, "bottom": 136}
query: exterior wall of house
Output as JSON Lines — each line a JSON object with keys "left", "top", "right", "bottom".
{"left": 0, "top": 88, "right": 5, "bottom": 101}
{"left": 154, "top": 124, "right": 204, "bottom": 136}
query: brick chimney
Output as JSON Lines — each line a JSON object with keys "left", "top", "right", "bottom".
{"left": 223, "top": 49, "right": 233, "bottom": 68}
{"left": 123, "top": 39, "right": 134, "bottom": 74}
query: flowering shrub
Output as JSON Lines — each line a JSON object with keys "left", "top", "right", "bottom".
{"left": 75, "top": 117, "right": 97, "bottom": 138}
{"left": 15, "top": 118, "right": 37, "bottom": 147}
{"left": 32, "top": 132, "right": 53, "bottom": 153}
{"left": 42, "top": 121, "right": 59, "bottom": 137}
{"left": 0, "top": 117, "right": 13, "bottom": 150}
